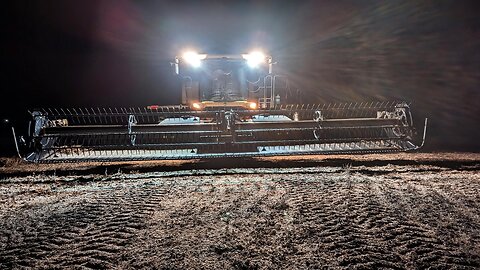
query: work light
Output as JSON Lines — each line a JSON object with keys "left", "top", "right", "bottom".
{"left": 182, "top": 51, "right": 206, "bottom": 67}
{"left": 242, "top": 51, "right": 266, "bottom": 68}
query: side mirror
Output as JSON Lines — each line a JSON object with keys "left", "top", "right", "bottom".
{"left": 2, "top": 119, "right": 23, "bottom": 158}
{"left": 171, "top": 57, "right": 179, "bottom": 75}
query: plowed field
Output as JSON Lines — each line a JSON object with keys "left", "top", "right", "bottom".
{"left": 0, "top": 153, "right": 479, "bottom": 269}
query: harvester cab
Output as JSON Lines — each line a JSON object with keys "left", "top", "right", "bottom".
{"left": 17, "top": 51, "right": 427, "bottom": 163}
{"left": 171, "top": 51, "right": 281, "bottom": 110}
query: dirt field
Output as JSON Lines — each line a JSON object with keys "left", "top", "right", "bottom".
{"left": 1, "top": 153, "right": 479, "bottom": 269}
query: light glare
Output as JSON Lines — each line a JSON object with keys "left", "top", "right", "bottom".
{"left": 192, "top": 102, "right": 202, "bottom": 109}
{"left": 243, "top": 51, "right": 266, "bottom": 68}
{"left": 182, "top": 51, "right": 205, "bottom": 67}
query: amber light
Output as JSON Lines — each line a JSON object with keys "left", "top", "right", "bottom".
{"left": 192, "top": 102, "right": 202, "bottom": 110}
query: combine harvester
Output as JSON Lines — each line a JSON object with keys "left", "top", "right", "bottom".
{"left": 17, "top": 51, "right": 427, "bottom": 162}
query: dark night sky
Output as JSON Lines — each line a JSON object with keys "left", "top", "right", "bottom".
{"left": 2, "top": 0, "right": 480, "bottom": 154}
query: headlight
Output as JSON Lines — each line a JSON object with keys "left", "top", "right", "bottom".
{"left": 248, "top": 102, "right": 258, "bottom": 109}
{"left": 182, "top": 51, "right": 206, "bottom": 68}
{"left": 242, "top": 51, "right": 266, "bottom": 68}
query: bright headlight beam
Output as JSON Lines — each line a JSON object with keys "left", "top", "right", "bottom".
{"left": 182, "top": 51, "right": 206, "bottom": 68}
{"left": 242, "top": 51, "right": 266, "bottom": 68}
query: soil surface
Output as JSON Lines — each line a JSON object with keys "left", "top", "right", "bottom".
{"left": 0, "top": 153, "right": 479, "bottom": 269}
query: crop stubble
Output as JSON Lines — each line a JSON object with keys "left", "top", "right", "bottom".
{"left": 0, "top": 159, "right": 479, "bottom": 269}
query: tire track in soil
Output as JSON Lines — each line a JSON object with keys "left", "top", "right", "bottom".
{"left": 281, "top": 174, "right": 479, "bottom": 269}
{"left": 0, "top": 169, "right": 479, "bottom": 269}
{"left": 373, "top": 172, "right": 480, "bottom": 269}
{"left": 0, "top": 185, "right": 170, "bottom": 269}
{"left": 283, "top": 177, "right": 404, "bottom": 269}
